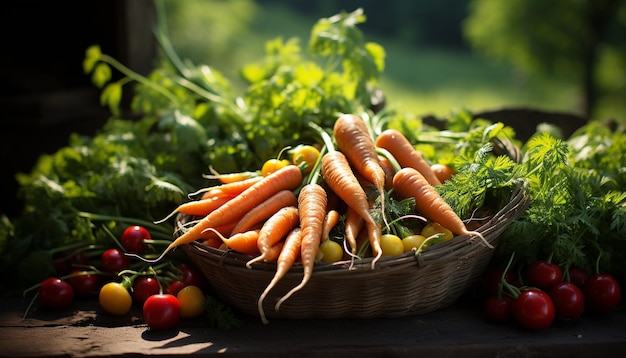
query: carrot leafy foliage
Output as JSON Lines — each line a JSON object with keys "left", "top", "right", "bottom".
{"left": 497, "top": 127, "right": 626, "bottom": 280}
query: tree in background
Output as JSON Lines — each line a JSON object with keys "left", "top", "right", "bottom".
{"left": 262, "top": 0, "right": 471, "bottom": 48}
{"left": 464, "top": 0, "right": 626, "bottom": 120}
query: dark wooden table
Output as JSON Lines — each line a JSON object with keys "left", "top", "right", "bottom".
{"left": 1, "top": 294, "right": 625, "bottom": 357}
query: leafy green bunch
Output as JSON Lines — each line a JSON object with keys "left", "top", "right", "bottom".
{"left": 0, "top": 118, "right": 191, "bottom": 293}
{"left": 85, "top": 6, "right": 384, "bottom": 173}
{"left": 497, "top": 124, "right": 626, "bottom": 281}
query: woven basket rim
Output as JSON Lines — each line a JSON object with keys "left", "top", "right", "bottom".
{"left": 178, "top": 181, "right": 528, "bottom": 274}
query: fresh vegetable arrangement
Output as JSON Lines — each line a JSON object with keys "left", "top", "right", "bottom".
{"left": 150, "top": 112, "right": 524, "bottom": 324}
{"left": 1, "top": 3, "right": 624, "bottom": 331}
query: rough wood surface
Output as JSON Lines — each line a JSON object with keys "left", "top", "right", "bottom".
{"left": 1, "top": 296, "right": 624, "bottom": 357}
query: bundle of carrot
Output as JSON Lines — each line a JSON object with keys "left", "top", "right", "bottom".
{"left": 128, "top": 113, "right": 494, "bottom": 323}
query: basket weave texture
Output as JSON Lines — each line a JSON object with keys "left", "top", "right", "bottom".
{"left": 179, "top": 180, "right": 528, "bottom": 319}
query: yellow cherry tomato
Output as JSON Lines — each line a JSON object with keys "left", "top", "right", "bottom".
{"left": 177, "top": 285, "right": 206, "bottom": 318}
{"left": 402, "top": 234, "right": 427, "bottom": 253}
{"left": 319, "top": 239, "right": 344, "bottom": 263}
{"left": 261, "top": 158, "right": 290, "bottom": 177}
{"left": 380, "top": 234, "right": 404, "bottom": 256}
{"left": 421, "top": 222, "right": 454, "bottom": 245}
{"left": 99, "top": 282, "right": 132, "bottom": 316}
{"left": 292, "top": 145, "right": 320, "bottom": 174}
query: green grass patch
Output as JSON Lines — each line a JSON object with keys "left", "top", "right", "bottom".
{"left": 376, "top": 39, "right": 581, "bottom": 118}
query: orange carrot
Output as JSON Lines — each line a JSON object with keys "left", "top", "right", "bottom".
{"left": 230, "top": 189, "right": 298, "bottom": 235}
{"left": 392, "top": 167, "right": 492, "bottom": 248}
{"left": 343, "top": 205, "right": 364, "bottom": 259}
{"left": 377, "top": 155, "right": 396, "bottom": 190}
{"left": 308, "top": 120, "right": 382, "bottom": 267}
{"left": 177, "top": 195, "right": 233, "bottom": 217}
{"left": 430, "top": 163, "right": 456, "bottom": 183}
{"left": 375, "top": 129, "right": 442, "bottom": 186}
{"left": 154, "top": 177, "right": 265, "bottom": 224}
{"left": 154, "top": 195, "right": 234, "bottom": 225}
{"left": 204, "top": 166, "right": 259, "bottom": 184}
{"left": 275, "top": 182, "right": 327, "bottom": 311}
{"left": 202, "top": 228, "right": 261, "bottom": 255}
{"left": 355, "top": 226, "right": 373, "bottom": 258}
{"left": 133, "top": 165, "right": 303, "bottom": 263}
{"left": 321, "top": 209, "right": 340, "bottom": 241}
{"left": 198, "top": 189, "right": 238, "bottom": 200}
{"left": 320, "top": 151, "right": 382, "bottom": 268}
{"left": 196, "top": 175, "right": 264, "bottom": 200}
{"left": 200, "top": 236, "right": 223, "bottom": 249}
{"left": 245, "top": 206, "right": 300, "bottom": 268}
{"left": 194, "top": 220, "right": 238, "bottom": 241}
{"left": 262, "top": 240, "right": 285, "bottom": 263}
{"left": 257, "top": 227, "right": 302, "bottom": 324}
{"left": 333, "top": 114, "right": 388, "bottom": 227}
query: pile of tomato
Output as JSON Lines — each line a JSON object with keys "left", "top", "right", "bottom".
{"left": 481, "top": 259, "right": 622, "bottom": 330}
{"left": 27, "top": 225, "right": 209, "bottom": 331}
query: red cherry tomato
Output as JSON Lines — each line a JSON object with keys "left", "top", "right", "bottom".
{"left": 512, "top": 289, "right": 555, "bottom": 330}
{"left": 133, "top": 276, "right": 161, "bottom": 306}
{"left": 143, "top": 294, "right": 181, "bottom": 331}
{"left": 38, "top": 277, "right": 75, "bottom": 309}
{"left": 101, "top": 248, "right": 131, "bottom": 273}
{"left": 176, "top": 264, "right": 207, "bottom": 292}
{"left": 166, "top": 280, "right": 186, "bottom": 296}
{"left": 52, "top": 249, "right": 90, "bottom": 276}
{"left": 483, "top": 266, "right": 520, "bottom": 297}
{"left": 549, "top": 281, "right": 586, "bottom": 320}
{"left": 568, "top": 266, "right": 589, "bottom": 289}
{"left": 583, "top": 273, "right": 622, "bottom": 313}
{"left": 484, "top": 294, "right": 513, "bottom": 324}
{"left": 68, "top": 270, "right": 101, "bottom": 298}
{"left": 525, "top": 260, "right": 562, "bottom": 291}
{"left": 121, "top": 225, "right": 151, "bottom": 254}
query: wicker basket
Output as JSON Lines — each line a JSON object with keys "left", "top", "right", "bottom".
{"left": 179, "top": 179, "right": 529, "bottom": 320}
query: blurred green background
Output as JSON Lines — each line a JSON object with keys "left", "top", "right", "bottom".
{"left": 161, "top": 0, "right": 626, "bottom": 123}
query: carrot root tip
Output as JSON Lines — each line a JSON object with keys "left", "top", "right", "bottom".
{"left": 153, "top": 209, "right": 180, "bottom": 225}
{"left": 257, "top": 292, "right": 270, "bottom": 325}
{"left": 124, "top": 251, "right": 166, "bottom": 264}
{"left": 371, "top": 250, "right": 382, "bottom": 270}
{"left": 469, "top": 231, "right": 493, "bottom": 249}
{"left": 349, "top": 256, "right": 357, "bottom": 270}
{"left": 246, "top": 254, "right": 266, "bottom": 269}
{"left": 275, "top": 280, "right": 307, "bottom": 312}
